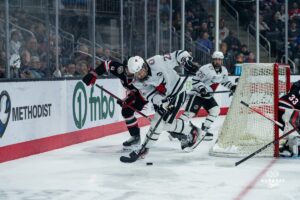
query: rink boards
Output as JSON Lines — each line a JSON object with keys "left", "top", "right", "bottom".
{"left": 1, "top": 76, "right": 296, "bottom": 163}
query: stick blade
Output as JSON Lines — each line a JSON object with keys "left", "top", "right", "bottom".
{"left": 120, "top": 155, "right": 136, "bottom": 163}
{"left": 214, "top": 160, "right": 237, "bottom": 167}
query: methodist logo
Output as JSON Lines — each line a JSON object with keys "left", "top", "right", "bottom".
{"left": 0, "top": 91, "right": 11, "bottom": 138}
{"left": 72, "top": 82, "right": 115, "bottom": 129}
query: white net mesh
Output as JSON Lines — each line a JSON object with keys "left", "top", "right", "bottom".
{"left": 209, "top": 63, "right": 289, "bottom": 157}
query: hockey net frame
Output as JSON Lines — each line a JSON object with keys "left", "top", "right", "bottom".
{"left": 209, "top": 63, "right": 290, "bottom": 158}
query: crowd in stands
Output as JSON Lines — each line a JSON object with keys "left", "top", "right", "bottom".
{"left": 1, "top": 0, "right": 300, "bottom": 79}
{"left": 0, "top": 3, "right": 117, "bottom": 79}
{"left": 172, "top": 0, "right": 257, "bottom": 74}
{"left": 230, "top": 0, "right": 300, "bottom": 73}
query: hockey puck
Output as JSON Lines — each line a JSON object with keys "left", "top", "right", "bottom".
{"left": 146, "top": 162, "right": 153, "bottom": 165}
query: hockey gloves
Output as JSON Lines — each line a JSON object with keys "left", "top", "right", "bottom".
{"left": 199, "top": 87, "right": 211, "bottom": 98}
{"left": 183, "top": 58, "right": 198, "bottom": 75}
{"left": 229, "top": 85, "right": 237, "bottom": 97}
{"left": 157, "top": 97, "right": 175, "bottom": 116}
{"left": 82, "top": 62, "right": 109, "bottom": 86}
{"left": 82, "top": 70, "right": 98, "bottom": 86}
{"left": 117, "top": 91, "right": 136, "bottom": 108}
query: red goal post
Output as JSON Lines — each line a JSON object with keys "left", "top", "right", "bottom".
{"left": 209, "top": 63, "right": 290, "bottom": 158}
{"left": 273, "top": 63, "right": 290, "bottom": 156}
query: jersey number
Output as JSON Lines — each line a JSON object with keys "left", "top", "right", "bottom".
{"left": 289, "top": 94, "right": 299, "bottom": 105}
{"left": 163, "top": 53, "right": 171, "bottom": 61}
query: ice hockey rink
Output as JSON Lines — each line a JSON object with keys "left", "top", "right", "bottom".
{"left": 0, "top": 116, "right": 299, "bottom": 200}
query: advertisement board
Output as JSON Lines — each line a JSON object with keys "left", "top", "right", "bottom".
{"left": 0, "top": 75, "right": 297, "bottom": 162}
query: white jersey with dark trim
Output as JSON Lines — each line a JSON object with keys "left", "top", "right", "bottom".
{"left": 191, "top": 63, "right": 233, "bottom": 95}
{"left": 131, "top": 50, "right": 190, "bottom": 105}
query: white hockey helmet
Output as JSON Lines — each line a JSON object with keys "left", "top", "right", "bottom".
{"left": 9, "top": 54, "right": 21, "bottom": 69}
{"left": 127, "top": 56, "right": 145, "bottom": 74}
{"left": 212, "top": 51, "right": 224, "bottom": 59}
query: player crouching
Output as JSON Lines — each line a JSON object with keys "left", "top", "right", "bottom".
{"left": 278, "top": 80, "right": 300, "bottom": 157}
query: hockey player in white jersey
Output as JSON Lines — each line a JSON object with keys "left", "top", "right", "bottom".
{"left": 179, "top": 51, "right": 236, "bottom": 141}
{"left": 120, "top": 50, "right": 203, "bottom": 163}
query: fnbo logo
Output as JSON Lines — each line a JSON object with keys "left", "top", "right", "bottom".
{"left": 73, "top": 82, "right": 87, "bottom": 129}
{"left": 72, "top": 82, "right": 115, "bottom": 129}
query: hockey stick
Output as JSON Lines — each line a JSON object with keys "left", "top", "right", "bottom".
{"left": 208, "top": 90, "right": 231, "bottom": 94}
{"left": 120, "top": 75, "right": 190, "bottom": 163}
{"left": 216, "top": 101, "right": 295, "bottom": 167}
{"left": 240, "top": 101, "right": 284, "bottom": 128}
{"left": 216, "top": 127, "right": 298, "bottom": 167}
{"left": 95, "top": 84, "right": 151, "bottom": 121}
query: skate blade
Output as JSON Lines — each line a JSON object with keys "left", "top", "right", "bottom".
{"left": 203, "top": 137, "right": 213, "bottom": 141}
{"left": 182, "top": 147, "right": 194, "bottom": 153}
{"left": 191, "top": 134, "right": 206, "bottom": 150}
{"left": 122, "top": 144, "right": 140, "bottom": 151}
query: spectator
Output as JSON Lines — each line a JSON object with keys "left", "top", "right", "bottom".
{"left": 10, "top": 30, "right": 22, "bottom": 54}
{"left": 291, "top": 41, "right": 300, "bottom": 74}
{"left": 173, "top": 11, "right": 182, "bottom": 31}
{"left": 76, "top": 61, "right": 88, "bottom": 76}
{"left": 23, "top": 36, "right": 39, "bottom": 57}
{"left": 199, "top": 21, "right": 211, "bottom": 38}
{"left": 235, "top": 53, "right": 245, "bottom": 63}
{"left": 233, "top": 53, "right": 245, "bottom": 75}
{"left": 186, "top": 10, "right": 195, "bottom": 23}
{"left": 186, "top": 21, "right": 197, "bottom": 40}
{"left": 74, "top": 44, "right": 91, "bottom": 64}
{"left": 245, "top": 52, "right": 256, "bottom": 63}
{"left": 20, "top": 50, "right": 31, "bottom": 70}
{"left": 196, "top": 31, "right": 213, "bottom": 53}
{"left": 96, "top": 47, "right": 104, "bottom": 58}
{"left": 224, "top": 31, "right": 241, "bottom": 53}
{"left": 240, "top": 44, "right": 250, "bottom": 57}
{"left": 101, "top": 47, "right": 112, "bottom": 61}
{"left": 207, "top": 15, "right": 214, "bottom": 33}
{"left": 289, "top": 2, "right": 300, "bottom": 21}
{"left": 219, "top": 18, "right": 229, "bottom": 43}
{"left": 21, "top": 56, "right": 45, "bottom": 79}
{"left": 33, "top": 22, "right": 46, "bottom": 44}
{"left": 277, "top": 4, "right": 287, "bottom": 23}
{"left": 63, "top": 62, "right": 77, "bottom": 77}
{"left": 288, "top": 21, "right": 300, "bottom": 42}
{"left": 259, "top": 15, "right": 270, "bottom": 36}
{"left": 220, "top": 42, "right": 235, "bottom": 73}
{"left": 269, "top": 11, "right": 284, "bottom": 33}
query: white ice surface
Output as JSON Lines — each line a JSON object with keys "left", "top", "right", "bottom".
{"left": 0, "top": 116, "right": 300, "bottom": 200}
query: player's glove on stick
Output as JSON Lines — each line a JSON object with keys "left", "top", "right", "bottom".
{"left": 183, "top": 59, "right": 198, "bottom": 75}
{"left": 199, "top": 87, "right": 211, "bottom": 97}
{"left": 157, "top": 97, "right": 175, "bottom": 116}
{"left": 117, "top": 91, "right": 136, "bottom": 108}
{"left": 82, "top": 63, "right": 108, "bottom": 86}
{"left": 82, "top": 70, "right": 98, "bottom": 86}
{"left": 229, "top": 85, "right": 237, "bottom": 97}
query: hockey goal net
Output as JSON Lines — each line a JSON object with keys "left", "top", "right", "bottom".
{"left": 210, "top": 63, "right": 290, "bottom": 157}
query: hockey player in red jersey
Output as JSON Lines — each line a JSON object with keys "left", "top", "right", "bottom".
{"left": 278, "top": 80, "right": 300, "bottom": 157}
{"left": 82, "top": 60, "right": 148, "bottom": 150}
